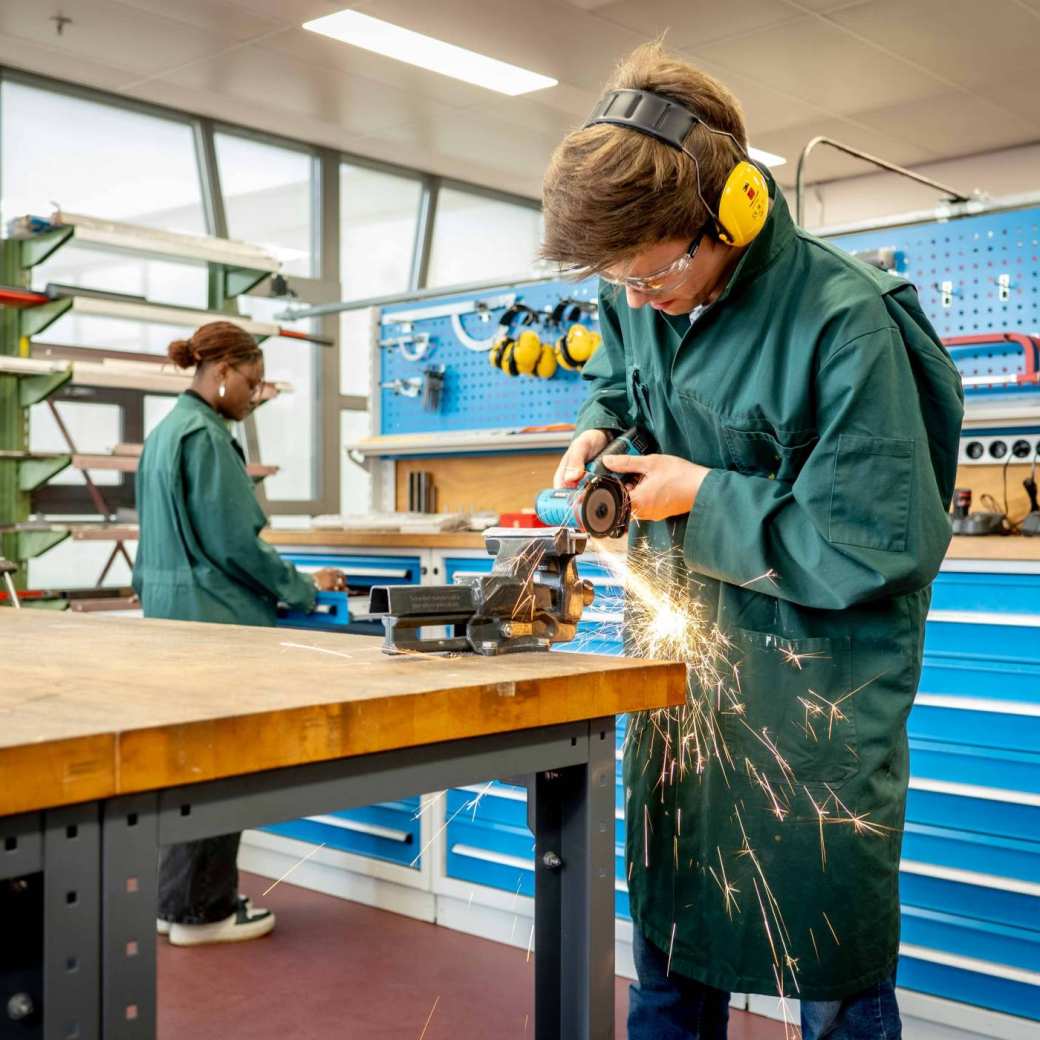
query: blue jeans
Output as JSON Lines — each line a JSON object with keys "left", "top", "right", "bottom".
{"left": 629, "top": 927, "right": 902, "bottom": 1040}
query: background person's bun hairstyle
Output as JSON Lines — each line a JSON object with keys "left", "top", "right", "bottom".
{"left": 167, "top": 321, "right": 263, "bottom": 371}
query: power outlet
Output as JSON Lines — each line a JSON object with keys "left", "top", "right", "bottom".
{"left": 959, "top": 434, "right": 1040, "bottom": 465}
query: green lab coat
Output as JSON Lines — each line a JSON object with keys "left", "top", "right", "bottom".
{"left": 574, "top": 176, "right": 963, "bottom": 999}
{"left": 133, "top": 393, "right": 315, "bottom": 627}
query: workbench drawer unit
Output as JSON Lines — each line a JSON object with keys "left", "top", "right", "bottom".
{"left": 269, "top": 551, "right": 424, "bottom": 867}
{"left": 899, "top": 566, "right": 1040, "bottom": 1022}
{"left": 439, "top": 554, "right": 630, "bottom": 912}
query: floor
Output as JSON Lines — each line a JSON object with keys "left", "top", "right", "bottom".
{"left": 158, "top": 871, "right": 789, "bottom": 1039}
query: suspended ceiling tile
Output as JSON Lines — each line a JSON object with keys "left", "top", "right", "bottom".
{"left": 256, "top": 24, "right": 515, "bottom": 109}
{"left": 355, "top": 107, "right": 560, "bottom": 196}
{"left": 102, "top": 0, "right": 285, "bottom": 40}
{"left": 167, "top": 44, "right": 465, "bottom": 138}
{"left": 0, "top": 35, "right": 132, "bottom": 92}
{"left": 677, "top": 52, "right": 830, "bottom": 137}
{"left": 476, "top": 87, "right": 603, "bottom": 141}
{"left": 852, "top": 91, "right": 1038, "bottom": 162}
{"left": 967, "top": 70, "right": 1040, "bottom": 130}
{"left": 0, "top": 0, "right": 248, "bottom": 79}
{"left": 582, "top": 0, "right": 800, "bottom": 45}
{"left": 826, "top": 0, "right": 1040, "bottom": 94}
{"left": 215, "top": 0, "right": 343, "bottom": 21}
{"left": 349, "top": 0, "right": 646, "bottom": 92}
{"left": 705, "top": 16, "right": 950, "bottom": 114}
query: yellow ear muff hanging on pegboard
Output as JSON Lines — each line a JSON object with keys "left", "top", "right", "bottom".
{"left": 512, "top": 329, "right": 542, "bottom": 376}
{"left": 556, "top": 323, "right": 601, "bottom": 370}
{"left": 535, "top": 342, "right": 557, "bottom": 379}
{"left": 489, "top": 334, "right": 511, "bottom": 371}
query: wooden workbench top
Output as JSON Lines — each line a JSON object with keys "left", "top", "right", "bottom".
{"left": 0, "top": 612, "right": 684, "bottom": 816}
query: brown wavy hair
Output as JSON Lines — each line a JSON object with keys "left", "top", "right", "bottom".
{"left": 541, "top": 41, "right": 748, "bottom": 277}
{"left": 168, "top": 321, "right": 263, "bottom": 370}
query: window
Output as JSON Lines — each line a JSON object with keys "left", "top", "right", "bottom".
{"left": 339, "top": 307, "right": 375, "bottom": 397}
{"left": 1, "top": 79, "right": 210, "bottom": 352}
{"left": 238, "top": 297, "right": 317, "bottom": 502}
{"left": 426, "top": 187, "right": 542, "bottom": 287}
{"left": 339, "top": 163, "right": 422, "bottom": 301}
{"left": 0, "top": 80, "right": 206, "bottom": 233}
{"left": 29, "top": 402, "right": 122, "bottom": 486}
{"left": 216, "top": 132, "right": 318, "bottom": 277}
{"left": 340, "top": 410, "right": 371, "bottom": 515}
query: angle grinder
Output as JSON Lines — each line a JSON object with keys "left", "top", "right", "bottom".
{"left": 534, "top": 426, "right": 655, "bottom": 539}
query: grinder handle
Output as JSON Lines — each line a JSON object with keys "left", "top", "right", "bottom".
{"left": 585, "top": 425, "right": 655, "bottom": 482}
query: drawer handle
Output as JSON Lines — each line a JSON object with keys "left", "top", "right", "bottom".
{"left": 305, "top": 814, "right": 412, "bottom": 844}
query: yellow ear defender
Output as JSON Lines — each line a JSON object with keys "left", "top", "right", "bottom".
{"left": 535, "top": 341, "right": 557, "bottom": 379}
{"left": 585, "top": 89, "right": 770, "bottom": 249}
{"left": 716, "top": 161, "right": 769, "bottom": 247}
{"left": 489, "top": 333, "right": 512, "bottom": 372}
{"left": 555, "top": 323, "right": 601, "bottom": 370}
{"left": 512, "top": 328, "right": 542, "bottom": 376}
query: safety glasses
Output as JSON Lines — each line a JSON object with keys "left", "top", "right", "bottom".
{"left": 601, "top": 233, "right": 704, "bottom": 295}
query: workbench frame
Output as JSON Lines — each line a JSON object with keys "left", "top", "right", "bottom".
{"left": 0, "top": 717, "right": 616, "bottom": 1040}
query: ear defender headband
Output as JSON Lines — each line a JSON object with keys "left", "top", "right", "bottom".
{"left": 584, "top": 88, "right": 768, "bottom": 248}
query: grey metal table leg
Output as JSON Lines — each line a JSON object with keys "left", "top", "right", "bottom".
{"left": 101, "top": 794, "right": 159, "bottom": 1038}
{"left": 43, "top": 803, "right": 101, "bottom": 1040}
{"left": 535, "top": 717, "right": 616, "bottom": 1040}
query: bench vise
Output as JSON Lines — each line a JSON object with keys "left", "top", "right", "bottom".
{"left": 368, "top": 526, "right": 595, "bottom": 655}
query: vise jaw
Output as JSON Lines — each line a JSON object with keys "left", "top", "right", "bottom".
{"left": 368, "top": 526, "right": 595, "bottom": 656}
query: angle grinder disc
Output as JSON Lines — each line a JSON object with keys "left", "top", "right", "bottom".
{"left": 579, "top": 478, "right": 627, "bottom": 539}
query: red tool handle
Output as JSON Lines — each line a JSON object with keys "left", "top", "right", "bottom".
{"left": 943, "top": 332, "right": 1040, "bottom": 385}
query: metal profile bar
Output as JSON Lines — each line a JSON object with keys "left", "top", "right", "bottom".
{"left": 274, "top": 272, "right": 554, "bottom": 321}
{"left": 411, "top": 176, "right": 437, "bottom": 291}
{"left": 157, "top": 722, "right": 589, "bottom": 845}
{"left": 43, "top": 802, "right": 101, "bottom": 1040}
{"left": 101, "top": 794, "right": 159, "bottom": 1037}
{"left": 0, "top": 812, "right": 42, "bottom": 880}
{"left": 795, "top": 136, "right": 971, "bottom": 225}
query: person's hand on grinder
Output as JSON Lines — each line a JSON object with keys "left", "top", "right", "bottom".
{"left": 600, "top": 453, "right": 710, "bottom": 522}
{"left": 553, "top": 429, "right": 611, "bottom": 488}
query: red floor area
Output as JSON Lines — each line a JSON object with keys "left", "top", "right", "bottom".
{"left": 158, "top": 871, "right": 788, "bottom": 1039}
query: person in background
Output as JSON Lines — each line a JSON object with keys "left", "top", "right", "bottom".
{"left": 134, "top": 320, "right": 344, "bottom": 946}
{"left": 543, "top": 43, "right": 963, "bottom": 1040}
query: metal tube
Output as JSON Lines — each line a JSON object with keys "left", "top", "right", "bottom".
{"left": 794, "top": 136, "right": 971, "bottom": 226}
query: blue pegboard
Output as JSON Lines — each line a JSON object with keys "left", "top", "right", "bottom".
{"left": 379, "top": 277, "right": 598, "bottom": 436}
{"left": 829, "top": 205, "right": 1040, "bottom": 339}
{"left": 378, "top": 203, "right": 1040, "bottom": 437}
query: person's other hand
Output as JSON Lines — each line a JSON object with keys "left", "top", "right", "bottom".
{"left": 313, "top": 567, "right": 346, "bottom": 591}
{"left": 600, "top": 453, "right": 711, "bottom": 521}
{"left": 553, "top": 429, "right": 611, "bottom": 488}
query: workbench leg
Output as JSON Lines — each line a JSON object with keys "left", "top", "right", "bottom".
{"left": 534, "top": 717, "right": 616, "bottom": 1040}
{"left": 43, "top": 803, "right": 101, "bottom": 1040}
{"left": 101, "top": 794, "right": 159, "bottom": 1039}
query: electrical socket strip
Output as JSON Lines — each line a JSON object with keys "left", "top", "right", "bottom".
{"left": 958, "top": 433, "right": 1040, "bottom": 466}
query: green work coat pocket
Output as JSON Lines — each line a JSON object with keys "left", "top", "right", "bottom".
{"left": 724, "top": 629, "right": 857, "bottom": 785}
{"left": 722, "top": 426, "right": 818, "bottom": 483}
{"left": 830, "top": 434, "right": 914, "bottom": 552}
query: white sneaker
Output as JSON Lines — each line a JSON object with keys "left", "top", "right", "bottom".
{"left": 167, "top": 896, "right": 273, "bottom": 947}
{"left": 158, "top": 895, "right": 251, "bottom": 937}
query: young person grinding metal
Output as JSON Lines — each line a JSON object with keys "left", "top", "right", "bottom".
{"left": 544, "top": 44, "right": 963, "bottom": 1040}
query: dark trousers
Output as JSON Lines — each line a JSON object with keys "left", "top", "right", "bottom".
{"left": 157, "top": 833, "right": 241, "bottom": 924}
{"left": 628, "top": 927, "right": 902, "bottom": 1040}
